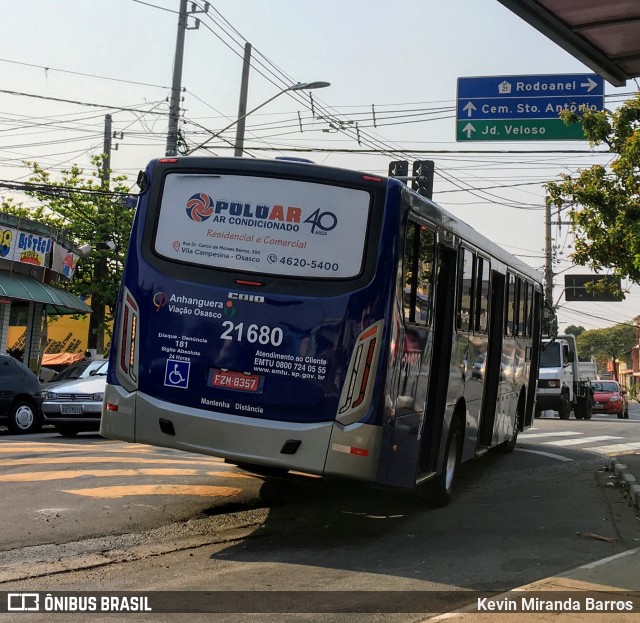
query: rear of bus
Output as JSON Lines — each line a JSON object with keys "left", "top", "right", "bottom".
{"left": 102, "top": 157, "right": 400, "bottom": 482}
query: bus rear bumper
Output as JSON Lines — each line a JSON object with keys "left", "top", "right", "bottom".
{"left": 101, "top": 384, "right": 380, "bottom": 480}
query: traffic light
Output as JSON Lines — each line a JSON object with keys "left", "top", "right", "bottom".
{"left": 388, "top": 160, "right": 409, "bottom": 177}
{"left": 411, "top": 160, "right": 434, "bottom": 199}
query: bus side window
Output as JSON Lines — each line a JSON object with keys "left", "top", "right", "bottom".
{"left": 402, "top": 220, "right": 436, "bottom": 325}
{"left": 525, "top": 282, "right": 534, "bottom": 337}
{"left": 505, "top": 272, "right": 516, "bottom": 337}
{"left": 475, "top": 257, "right": 490, "bottom": 333}
{"left": 456, "top": 247, "right": 475, "bottom": 331}
{"left": 517, "top": 277, "right": 526, "bottom": 337}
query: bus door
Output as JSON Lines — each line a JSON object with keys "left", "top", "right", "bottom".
{"left": 377, "top": 220, "right": 436, "bottom": 488}
{"left": 478, "top": 270, "right": 505, "bottom": 447}
{"left": 377, "top": 226, "right": 459, "bottom": 488}
{"left": 416, "top": 244, "right": 458, "bottom": 477}
{"left": 524, "top": 287, "right": 542, "bottom": 427}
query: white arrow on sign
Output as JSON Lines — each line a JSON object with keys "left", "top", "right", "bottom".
{"left": 580, "top": 77, "right": 598, "bottom": 93}
{"left": 463, "top": 102, "right": 477, "bottom": 117}
{"left": 462, "top": 123, "right": 476, "bottom": 139}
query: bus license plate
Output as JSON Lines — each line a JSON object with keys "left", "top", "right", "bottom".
{"left": 210, "top": 369, "right": 263, "bottom": 393}
{"left": 61, "top": 405, "right": 81, "bottom": 415}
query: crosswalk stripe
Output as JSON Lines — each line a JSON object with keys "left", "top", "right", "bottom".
{"left": 63, "top": 484, "right": 242, "bottom": 498}
{"left": 520, "top": 431, "right": 582, "bottom": 439}
{"left": 544, "top": 435, "right": 623, "bottom": 447}
{"left": 590, "top": 442, "right": 640, "bottom": 454}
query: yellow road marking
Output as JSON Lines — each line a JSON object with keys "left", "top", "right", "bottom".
{"left": 1, "top": 468, "right": 258, "bottom": 482}
{"left": 206, "top": 471, "right": 261, "bottom": 480}
{"left": 2, "top": 468, "right": 204, "bottom": 482}
{"left": 0, "top": 456, "right": 230, "bottom": 467}
{"left": 0, "top": 443, "right": 116, "bottom": 453}
{"left": 63, "top": 484, "right": 242, "bottom": 498}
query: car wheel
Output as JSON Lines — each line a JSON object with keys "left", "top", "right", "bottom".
{"left": 55, "top": 425, "right": 80, "bottom": 437}
{"left": 7, "top": 399, "right": 41, "bottom": 434}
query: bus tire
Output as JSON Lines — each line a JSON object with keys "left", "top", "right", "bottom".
{"left": 558, "top": 394, "right": 571, "bottom": 420}
{"left": 497, "top": 402, "right": 521, "bottom": 454}
{"left": 429, "top": 418, "right": 462, "bottom": 507}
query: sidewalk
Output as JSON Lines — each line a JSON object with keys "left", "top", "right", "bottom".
{"left": 426, "top": 453, "right": 640, "bottom": 621}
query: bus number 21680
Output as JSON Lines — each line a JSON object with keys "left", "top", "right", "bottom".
{"left": 220, "top": 321, "right": 284, "bottom": 346}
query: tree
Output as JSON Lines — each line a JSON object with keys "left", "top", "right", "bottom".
{"left": 1, "top": 157, "right": 134, "bottom": 351}
{"left": 546, "top": 93, "right": 640, "bottom": 289}
{"left": 576, "top": 323, "right": 636, "bottom": 381}
{"left": 564, "top": 324, "right": 586, "bottom": 338}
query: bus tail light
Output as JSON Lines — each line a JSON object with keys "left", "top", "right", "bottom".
{"left": 118, "top": 287, "right": 139, "bottom": 389}
{"left": 336, "top": 320, "right": 384, "bottom": 426}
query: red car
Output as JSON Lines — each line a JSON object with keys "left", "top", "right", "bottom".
{"left": 589, "top": 381, "right": 629, "bottom": 419}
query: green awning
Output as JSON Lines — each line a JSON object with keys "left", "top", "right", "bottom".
{"left": 0, "top": 273, "right": 92, "bottom": 315}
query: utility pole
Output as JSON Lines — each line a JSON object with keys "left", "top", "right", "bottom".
{"left": 234, "top": 42, "right": 252, "bottom": 157}
{"left": 87, "top": 114, "right": 112, "bottom": 354}
{"left": 543, "top": 199, "right": 559, "bottom": 336}
{"left": 544, "top": 200, "right": 554, "bottom": 307}
{"left": 165, "top": 0, "right": 188, "bottom": 156}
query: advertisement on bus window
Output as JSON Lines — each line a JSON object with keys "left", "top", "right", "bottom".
{"left": 154, "top": 173, "right": 370, "bottom": 278}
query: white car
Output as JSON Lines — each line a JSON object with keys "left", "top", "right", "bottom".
{"left": 42, "top": 361, "right": 107, "bottom": 436}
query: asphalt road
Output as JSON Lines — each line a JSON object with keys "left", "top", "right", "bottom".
{"left": 1, "top": 414, "right": 639, "bottom": 621}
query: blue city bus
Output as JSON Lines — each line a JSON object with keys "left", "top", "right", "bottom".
{"left": 101, "top": 157, "right": 543, "bottom": 505}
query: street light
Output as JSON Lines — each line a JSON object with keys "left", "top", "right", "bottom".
{"left": 185, "top": 81, "right": 330, "bottom": 156}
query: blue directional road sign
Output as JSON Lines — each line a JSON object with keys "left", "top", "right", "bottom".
{"left": 456, "top": 73, "right": 605, "bottom": 141}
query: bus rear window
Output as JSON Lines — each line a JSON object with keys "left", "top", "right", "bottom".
{"left": 154, "top": 173, "right": 371, "bottom": 279}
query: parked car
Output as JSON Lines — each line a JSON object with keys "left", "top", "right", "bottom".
{"left": 589, "top": 380, "right": 629, "bottom": 419}
{"left": 45, "top": 358, "right": 108, "bottom": 386}
{"left": 42, "top": 360, "right": 108, "bottom": 436}
{"left": 0, "top": 354, "right": 44, "bottom": 434}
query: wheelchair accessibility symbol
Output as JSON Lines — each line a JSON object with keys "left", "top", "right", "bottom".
{"left": 164, "top": 359, "right": 190, "bottom": 389}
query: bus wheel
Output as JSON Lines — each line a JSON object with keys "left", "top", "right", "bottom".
{"left": 498, "top": 407, "right": 520, "bottom": 454}
{"left": 429, "top": 418, "right": 461, "bottom": 507}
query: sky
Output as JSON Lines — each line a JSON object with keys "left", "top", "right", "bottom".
{"left": 1, "top": 0, "right": 638, "bottom": 332}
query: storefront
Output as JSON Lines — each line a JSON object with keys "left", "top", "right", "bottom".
{"left": 0, "top": 213, "right": 91, "bottom": 374}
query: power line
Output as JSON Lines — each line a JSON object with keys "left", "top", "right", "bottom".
{"left": 0, "top": 88, "right": 169, "bottom": 116}
{"left": 0, "top": 178, "right": 133, "bottom": 198}
{"left": 0, "top": 58, "right": 171, "bottom": 90}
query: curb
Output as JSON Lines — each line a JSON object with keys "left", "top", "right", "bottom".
{"left": 608, "top": 457, "right": 640, "bottom": 509}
